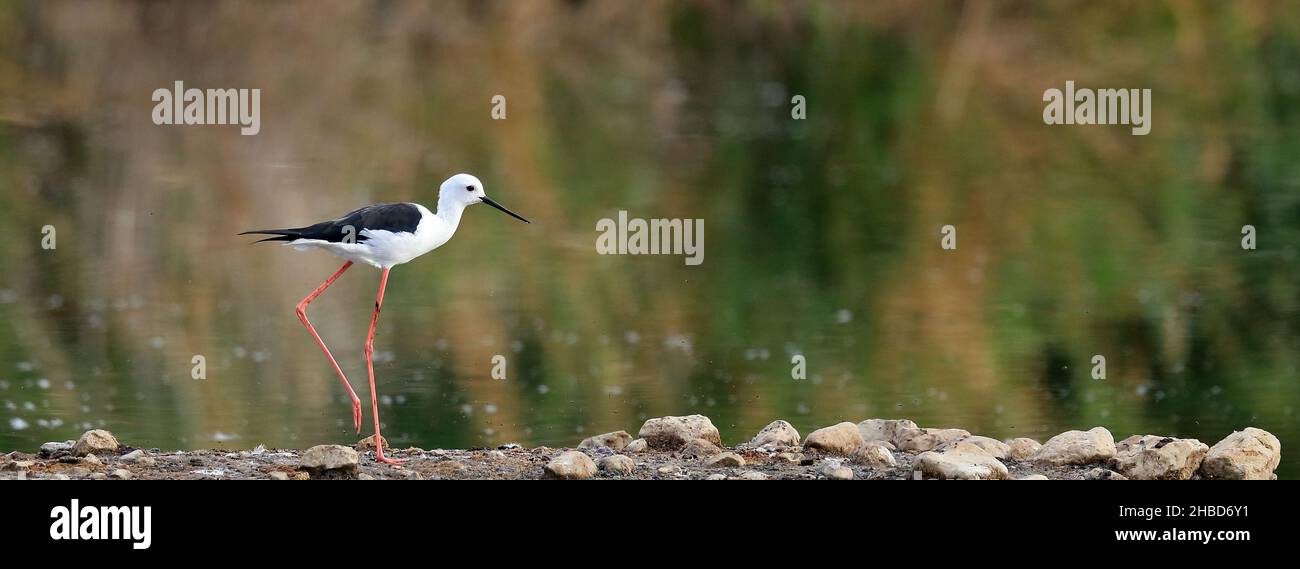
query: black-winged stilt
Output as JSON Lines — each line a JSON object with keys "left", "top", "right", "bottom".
{"left": 241, "top": 173, "right": 529, "bottom": 464}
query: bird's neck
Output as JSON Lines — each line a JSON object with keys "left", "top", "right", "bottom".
{"left": 435, "top": 198, "right": 467, "bottom": 232}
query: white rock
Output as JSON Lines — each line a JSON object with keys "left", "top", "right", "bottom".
{"left": 820, "top": 459, "right": 854, "bottom": 480}
{"left": 912, "top": 441, "right": 1009, "bottom": 480}
{"left": 851, "top": 441, "right": 897, "bottom": 468}
{"left": 597, "top": 454, "right": 635, "bottom": 475}
{"left": 82, "top": 453, "right": 102, "bottom": 466}
{"left": 804, "top": 422, "right": 866, "bottom": 456}
{"left": 856, "top": 419, "right": 918, "bottom": 446}
{"left": 625, "top": 438, "right": 648, "bottom": 453}
{"left": 953, "top": 436, "right": 1010, "bottom": 460}
{"left": 1199, "top": 427, "right": 1282, "bottom": 480}
{"left": 109, "top": 468, "right": 132, "bottom": 480}
{"left": 638, "top": 415, "right": 721, "bottom": 450}
{"left": 120, "top": 449, "right": 146, "bottom": 463}
{"left": 749, "top": 420, "right": 801, "bottom": 448}
{"left": 1004, "top": 438, "right": 1042, "bottom": 461}
{"left": 737, "top": 470, "right": 769, "bottom": 480}
{"left": 300, "top": 444, "right": 360, "bottom": 473}
{"left": 578, "top": 430, "right": 633, "bottom": 451}
{"left": 705, "top": 473, "right": 728, "bottom": 480}
{"left": 895, "top": 427, "right": 971, "bottom": 452}
{"left": 39, "top": 441, "right": 73, "bottom": 457}
{"left": 73, "top": 429, "right": 119, "bottom": 457}
{"left": 1034, "top": 427, "right": 1116, "bottom": 466}
{"left": 543, "top": 451, "right": 597, "bottom": 480}
{"left": 269, "top": 471, "right": 291, "bottom": 481}
{"left": 1016, "top": 474, "right": 1049, "bottom": 480}
{"left": 1111, "top": 435, "right": 1208, "bottom": 480}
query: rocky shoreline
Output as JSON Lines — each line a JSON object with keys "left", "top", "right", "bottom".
{"left": 0, "top": 417, "right": 1282, "bottom": 480}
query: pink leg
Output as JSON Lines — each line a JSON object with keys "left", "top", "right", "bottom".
{"left": 366, "top": 267, "right": 404, "bottom": 465}
{"left": 296, "top": 261, "right": 364, "bottom": 434}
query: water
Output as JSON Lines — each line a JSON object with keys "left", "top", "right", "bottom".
{"left": 1, "top": 2, "right": 1298, "bottom": 478}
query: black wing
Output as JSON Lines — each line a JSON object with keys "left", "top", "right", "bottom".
{"left": 240, "top": 203, "right": 422, "bottom": 243}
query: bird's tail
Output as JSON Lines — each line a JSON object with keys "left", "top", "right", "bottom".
{"left": 238, "top": 229, "right": 304, "bottom": 243}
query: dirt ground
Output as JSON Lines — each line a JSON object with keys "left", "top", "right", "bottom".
{"left": 1, "top": 442, "right": 1101, "bottom": 480}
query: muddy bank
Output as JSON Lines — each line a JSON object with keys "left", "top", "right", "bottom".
{"left": 0, "top": 417, "right": 1281, "bottom": 480}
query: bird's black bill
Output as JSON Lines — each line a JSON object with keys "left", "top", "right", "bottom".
{"left": 481, "top": 196, "right": 530, "bottom": 223}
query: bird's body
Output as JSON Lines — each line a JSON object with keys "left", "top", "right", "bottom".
{"left": 241, "top": 173, "right": 528, "bottom": 465}
{"left": 255, "top": 202, "right": 449, "bottom": 268}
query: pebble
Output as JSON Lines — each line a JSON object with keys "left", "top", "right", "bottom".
{"left": 679, "top": 438, "right": 722, "bottom": 458}
{"left": 656, "top": 465, "right": 682, "bottom": 477}
{"left": 300, "top": 444, "right": 360, "bottom": 473}
{"left": 120, "top": 449, "right": 146, "bottom": 463}
{"left": 625, "top": 438, "right": 648, "bottom": 453}
{"left": 1004, "top": 438, "right": 1042, "bottom": 461}
{"left": 1034, "top": 427, "right": 1116, "bottom": 466}
{"left": 704, "top": 452, "right": 746, "bottom": 468}
{"left": 1111, "top": 435, "right": 1208, "bottom": 480}
{"left": 895, "top": 427, "right": 970, "bottom": 452}
{"left": 269, "top": 471, "right": 291, "bottom": 481}
{"left": 804, "top": 422, "right": 866, "bottom": 456}
{"left": 578, "top": 430, "right": 633, "bottom": 452}
{"left": 73, "top": 429, "right": 119, "bottom": 457}
{"left": 775, "top": 452, "right": 805, "bottom": 464}
{"left": 749, "top": 420, "right": 801, "bottom": 448}
{"left": 355, "top": 435, "right": 388, "bottom": 452}
{"left": 82, "top": 454, "right": 102, "bottom": 466}
{"left": 737, "top": 470, "right": 768, "bottom": 480}
{"left": 110, "top": 469, "right": 132, "bottom": 480}
{"left": 913, "top": 441, "right": 1010, "bottom": 480}
{"left": 952, "top": 436, "right": 1010, "bottom": 460}
{"left": 1084, "top": 468, "right": 1127, "bottom": 480}
{"left": 856, "top": 419, "right": 918, "bottom": 446}
{"left": 851, "top": 441, "right": 897, "bottom": 468}
{"left": 638, "top": 415, "right": 722, "bottom": 450}
{"left": 543, "top": 451, "right": 596, "bottom": 480}
{"left": 39, "top": 441, "right": 74, "bottom": 458}
{"left": 597, "top": 455, "right": 636, "bottom": 475}
{"left": 1199, "top": 427, "right": 1282, "bottom": 480}
{"left": 820, "top": 459, "right": 854, "bottom": 480}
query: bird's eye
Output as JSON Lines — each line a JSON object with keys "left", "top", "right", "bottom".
{"left": 466, "top": 185, "right": 476, "bottom": 192}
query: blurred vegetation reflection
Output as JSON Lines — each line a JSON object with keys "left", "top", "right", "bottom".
{"left": 0, "top": 1, "right": 1297, "bottom": 477}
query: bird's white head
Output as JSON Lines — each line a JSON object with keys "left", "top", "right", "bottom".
{"left": 438, "top": 173, "right": 529, "bottom": 223}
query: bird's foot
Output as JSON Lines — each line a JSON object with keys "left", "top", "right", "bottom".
{"left": 375, "top": 453, "right": 406, "bottom": 466}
